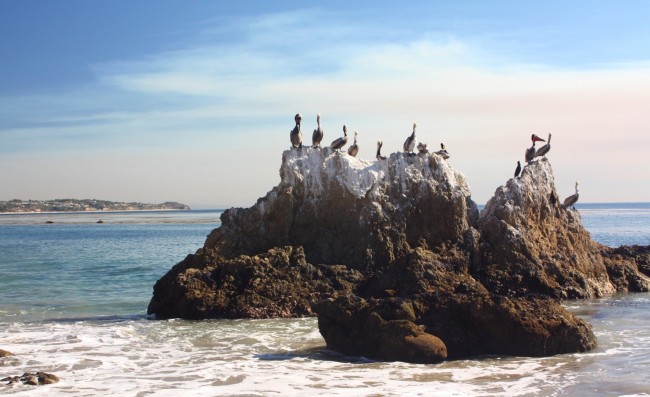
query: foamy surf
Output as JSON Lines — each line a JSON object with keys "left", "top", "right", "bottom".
{"left": 3, "top": 305, "right": 649, "bottom": 397}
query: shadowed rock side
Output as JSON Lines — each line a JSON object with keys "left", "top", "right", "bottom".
{"left": 148, "top": 147, "right": 648, "bottom": 363}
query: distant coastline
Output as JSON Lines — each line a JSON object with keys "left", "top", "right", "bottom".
{"left": 0, "top": 199, "right": 190, "bottom": 213}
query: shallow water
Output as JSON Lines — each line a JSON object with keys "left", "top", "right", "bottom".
{"left": 2, "top": 301, "right": 650, "bottom": 396}
{"left": 1, "top": 205, "right": 649, "bottom": 396}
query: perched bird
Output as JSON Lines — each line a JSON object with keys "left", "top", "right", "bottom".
{"left": 535, "top": 133, "right": 552, "bottom": 159}
{"left": 435, "top": 143, "right": 450, "bottom": 160}
{"left": 290, "top": 113, "right": 302, "bottom": 148}
{"left": 312, "top": 113, "right": 324, "bottom": 148}
{"left": 403, "top": 123, "right": 417, "bottom": 153}
{"left": 525, "top": 134, "right": 546, "bottom": 163}
{"left": 562, "top": 181, "right": 580, "bottom": 209}
{"left": 376, "top": 140, "right": 387, "bottom": 160}
{"left": 417, "top": 142, "right": 429, "bottom": 154}
{"left": 347, "top": 131, "right": 359, "bottom": 157}
{"left": 330, "top": 125, "right": 349, "bottom": 151}
{"left": 514, "top": 161, "right": 522, "bottom": 178}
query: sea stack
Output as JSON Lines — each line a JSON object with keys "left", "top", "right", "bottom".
{"left": 148, "top": 143, "right": 649, "bottom": 363}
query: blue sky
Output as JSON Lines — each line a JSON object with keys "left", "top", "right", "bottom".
{"left": 1, "top": 1, "right": 649, "bottom": 208}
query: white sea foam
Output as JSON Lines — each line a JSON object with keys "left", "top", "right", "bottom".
{"left": 4, "top": 306, "right": 649, "bottom": 397}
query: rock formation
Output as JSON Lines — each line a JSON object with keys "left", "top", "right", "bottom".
{"left": 203, "top": 147, "right": 477, "bottom": 268}
{"left": 1, "top": 372, "right": 59, "bottom": 386}
{"left": 479, "top": 159, "right": 620, "bottom": 298}
{"left": 148, "top": 146, "right": 649, "bottom": 363}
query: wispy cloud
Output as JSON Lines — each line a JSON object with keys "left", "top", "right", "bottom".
{"left": 2, "top": 8, "right": 650, "bottom": 205}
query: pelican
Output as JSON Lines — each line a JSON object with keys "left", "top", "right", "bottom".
{"left": 376, "top": 140, "right": 387, "bottom": 160}
{"left": 330, "top": 125, "right": 348, "bottom": 151}
{"left": 525, "top": 134, "right": 546, "bottom": 163}
{"left": 290, "top": 113, "right": 302, "bottom": 148}
{"left": 435, "top": 143, "right": 450, "bottom": 160}
{"left": 514, "top": 161, "right": 522, "bottom": 178}
{"left": 312, "top": 113, "right": 324, "bottom": 148}
{"left": 562, "top": 181, "right": 580, "bottom": 209}
{"left": 403, "top": 122, "right": 417, "bottom": 153}
{"left": 535, "top": 133, "right": 552, "bottom": 159}
{"left": 347, "top": 131, "right": 359, "bottom": 157}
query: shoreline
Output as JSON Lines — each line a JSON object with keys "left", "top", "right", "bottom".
{"left": 0, "top": 208, "right": 192, "bottom": 216}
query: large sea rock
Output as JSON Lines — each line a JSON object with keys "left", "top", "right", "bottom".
{"left": 148, "top": 147, "right": 649, "bottom": 362}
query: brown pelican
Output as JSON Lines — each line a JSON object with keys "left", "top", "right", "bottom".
{"left": 417, "top": 142, "right": 429, "bottom": 154}
{"left": 535, "top": 133, "right": 552, "bottom": 159}
{"left": 330, "top": 125, "right": 348, "bottom": 151}
{"left": 290, "top": 113, "right": 302, "bottom": 148}
{"left": 403, "top": 122, "right": 417, "bottom": 153}
{"left": 312, "top": 113, "right": 324, "bottom": 148}
{"left": 347, "top": 131, "right": 359, "bottom": 157}
{"left": 435, "top": 143, "right": 450, "bottom": 160}
{"left": 562, "top": 181, "right": 580, "bottom": 209}
{"left": 525, "top": 134, "right": 545, "bottom": 163}
{"left": 376, "top": 140, "right": 386, "bottom": 160}
{"left": 514, "top": 161, "right": 522, "bottom": 178}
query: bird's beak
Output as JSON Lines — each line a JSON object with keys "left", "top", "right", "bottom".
{"left": 532, "top": 135, "right": 546, "bottom": 142}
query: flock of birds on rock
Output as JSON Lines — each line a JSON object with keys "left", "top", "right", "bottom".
{"left": 515, "top": 133, "right": 579, "bottom": 209}
{"left": 289, "top": 114, "right": 450, "bottom": 162}
{"left": 290, "top": 113, "right": 579, "bottom": 210}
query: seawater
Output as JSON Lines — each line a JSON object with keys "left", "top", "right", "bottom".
{"left": 0, "top": 205, "right": 649, "bottom": 396}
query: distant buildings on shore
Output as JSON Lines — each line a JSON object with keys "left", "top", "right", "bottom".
{"left": 0, "top": 199, "right": 190, "bottom": 213}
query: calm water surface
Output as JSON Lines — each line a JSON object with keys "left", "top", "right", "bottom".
{"left": 0, "top": 205, "right": 649, "bottom": 396}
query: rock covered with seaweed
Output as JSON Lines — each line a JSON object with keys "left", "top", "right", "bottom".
{"left": 148, "top": 145, "right": 649, "bottom": 362}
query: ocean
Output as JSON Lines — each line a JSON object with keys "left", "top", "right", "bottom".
{"left": 0, "top": 204, "right": 649, "bottom": 396}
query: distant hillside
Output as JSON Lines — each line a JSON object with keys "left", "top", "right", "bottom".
{"left": 0, "top": 199, "right": 190, "bottom": 213}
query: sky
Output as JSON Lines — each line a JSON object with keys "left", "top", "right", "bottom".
{"left": 1, "top": 1, "right": 650, "bottom": 209}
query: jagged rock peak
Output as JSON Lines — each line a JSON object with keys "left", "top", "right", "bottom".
{"left": 478, "top": 158, "right": 617, "bottom": 298}
{"left": 206, "top": 147, "right": 478, "bottom": 268}
{"left": 481, "top": 158, "right": 563, "bottom": 227}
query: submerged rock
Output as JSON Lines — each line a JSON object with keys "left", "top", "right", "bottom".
{"left": 149, "top": 146, "right": 647, "bottom": 363}
{"left": 1, "top": 372, "right": 59, "bottom": 386}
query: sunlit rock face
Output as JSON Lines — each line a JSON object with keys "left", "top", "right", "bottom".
{"left": 477, "top": 159, "right": 618, "bottom": 298}
{"left": 148, "top": 146, "right": 649, "bottom": 363}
